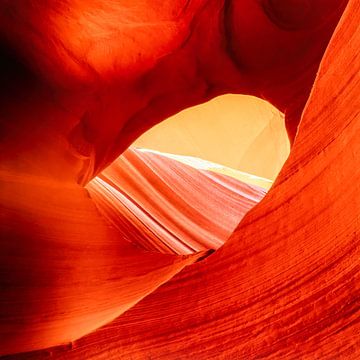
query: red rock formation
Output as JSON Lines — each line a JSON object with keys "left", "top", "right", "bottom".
{"left": 0, "top": 0, "right": 347, "bottom": 182}
{"left": 0, "top": 0, "right": 358, "bottom": 358}
{"left": 88, "top": 147, "right": 266, "bottom": 254}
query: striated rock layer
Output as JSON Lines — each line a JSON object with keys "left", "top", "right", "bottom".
{"left": 88, "top": 147, "right": 267, "bottom": 255}
{"left": 36, "top": 1, "right": 358, "bottom": 358}
{"left": 0, "top": 0, "right": 359, "bottom": 359}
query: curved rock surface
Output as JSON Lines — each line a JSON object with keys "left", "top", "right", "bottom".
{"left": 39, "top": 2, "right": 359, "bottom": 358}
{"left": 88, "top": 147, "right": 267, "bottom": 254}
{"left": 0, "top": 0, "right": 358, "bottom": 359}
{"left": 0, "top": 0, "right": 347, "bottom": 183}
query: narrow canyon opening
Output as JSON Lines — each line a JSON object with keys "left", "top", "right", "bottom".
{"left": 87, "top": 95, "right": 290, "bottom": 255}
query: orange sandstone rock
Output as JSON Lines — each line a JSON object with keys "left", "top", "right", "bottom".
{"left": 0, "top": 0, "right": 358, "bottom": 359}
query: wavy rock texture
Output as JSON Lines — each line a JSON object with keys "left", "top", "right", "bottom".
{"left": 88, "top": 148, "right": 267, "bottom": 254}
{"left": 0, "top": 0, "right": 358, "bottom": 359}
{"left": 35, "top": 2, "right": 358, "bottom": 358}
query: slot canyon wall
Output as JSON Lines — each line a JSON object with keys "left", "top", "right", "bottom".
{"left": 0, "top": 0, "right": 359, "bottom": 359}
